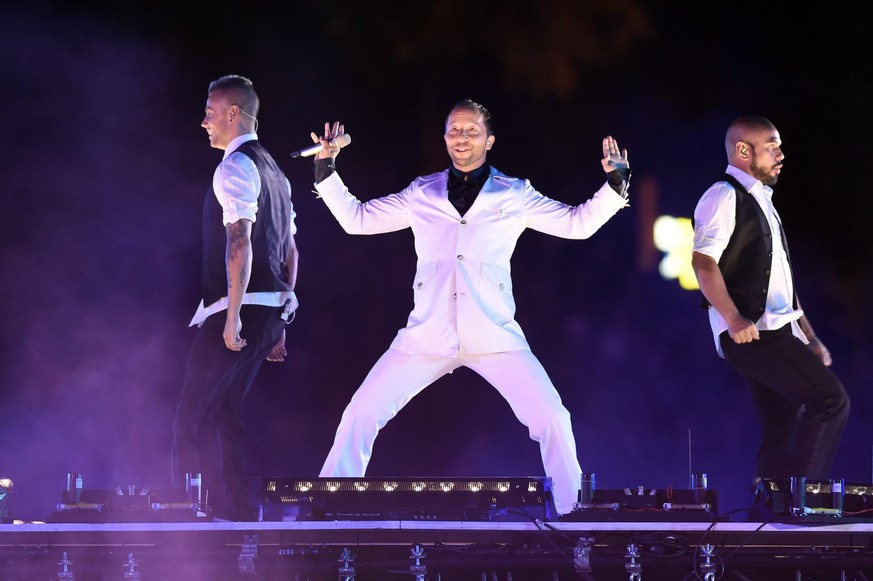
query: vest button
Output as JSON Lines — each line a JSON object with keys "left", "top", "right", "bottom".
{"left": 460, "top": 219, "right": 467, "bottom": 225}
{"left": 457, "top": 255, "right": 464, "bottom": 261}
{"left": 765, "top": 270, "right": 770, "bottom": 275}
{"left": 762, "top": 288, "right": 767, "bottom": 293}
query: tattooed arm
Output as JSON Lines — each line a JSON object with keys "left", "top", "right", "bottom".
{"left": 223, "top": 218, "right": 253, "bottom": 350}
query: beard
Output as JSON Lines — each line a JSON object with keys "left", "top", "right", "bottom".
{"left": 750, "top": 158, "right": 780, "bottom": 186}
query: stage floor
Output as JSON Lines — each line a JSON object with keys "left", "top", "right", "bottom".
{"left": 2, "top": 517, "right": 873, "bottom": 580}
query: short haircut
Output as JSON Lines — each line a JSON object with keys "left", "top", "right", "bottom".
{"left": 208, "top": 74, "right": 260, "bottom": 118}
{"left": 725, "top": 115, "right": 776, "bottom": 154}
{"left": 448, "top": 99, "right": 493, "bottom": 135}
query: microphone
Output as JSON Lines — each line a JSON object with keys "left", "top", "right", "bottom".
{"left": 290, "top": 134, "right": 352, "bottom": 158}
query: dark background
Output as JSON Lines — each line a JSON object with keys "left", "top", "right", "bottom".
{"left": 2, "top": 0, "right": 870, "bottom": 521}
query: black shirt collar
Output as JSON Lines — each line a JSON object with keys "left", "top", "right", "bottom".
{"left": 448, "top": 164, "right": 490, "bottom": 189}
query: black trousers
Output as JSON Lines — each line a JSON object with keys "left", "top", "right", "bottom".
{"left": 720, "top": 325, "right": 850, "bottom": 480}
{"left": 172, "top": 304, "right": 285, "bottom": 519}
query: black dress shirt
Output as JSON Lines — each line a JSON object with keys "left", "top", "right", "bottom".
{"left": 447, "top": 164, "right": 490, "bottom": 216}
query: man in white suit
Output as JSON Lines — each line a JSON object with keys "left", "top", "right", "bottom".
{"left": 310, "top": 99, "right": 630, "bottom": 516}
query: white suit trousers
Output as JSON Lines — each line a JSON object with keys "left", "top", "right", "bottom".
{"left": 319, "top": 347, "right": 582, "bottom": 514}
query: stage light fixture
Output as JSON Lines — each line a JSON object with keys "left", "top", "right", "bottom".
{"left": 259, "top": 477, "right": 555, "bottom": 521}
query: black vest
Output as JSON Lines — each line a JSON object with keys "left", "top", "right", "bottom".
{"left": 701, "top": 174, "right": 794, "bottom": 322}
{"left": 201, "top": 140, "right": 294, "bottom": 307}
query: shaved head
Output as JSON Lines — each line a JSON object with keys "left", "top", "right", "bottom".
{"left": 724, "top": 115, "right": 784, "bottom": 185}
{"left": 725, "top": 115, "right": 776, "bottom": 158}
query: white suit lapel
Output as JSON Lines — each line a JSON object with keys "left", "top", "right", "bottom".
{"left": 462, "top": 169, "right": 510, "bottom": 220}
{"left": 423, "top": 170, "right": 459, "bottom": 217}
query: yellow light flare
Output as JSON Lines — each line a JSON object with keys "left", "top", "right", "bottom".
{"left": 653, "top": 215, "right": 698, "bottom": 290}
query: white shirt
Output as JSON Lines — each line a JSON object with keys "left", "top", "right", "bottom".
{"left": 190, "top": 134, "right": 298, "bottom": 326}
{"left": 692, "top": 165, "right": 805, "bottom": 356}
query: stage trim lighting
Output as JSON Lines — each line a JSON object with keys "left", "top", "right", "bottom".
{"left": 258, "top": 477, "right": 555, "bottom": 521}
{"left": 266, "top": 478, "right": 528, "bottom": 495}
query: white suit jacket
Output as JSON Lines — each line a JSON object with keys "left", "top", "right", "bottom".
{"left": 315, "top": 167, "right": 627, "bottom": 357}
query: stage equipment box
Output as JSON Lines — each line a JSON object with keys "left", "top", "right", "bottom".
{"left": 751, "top": 477, "right": 873, "bottom": 521}
{"left": 49, "top": 487, "right": 208, "bottom": 523}
{"left": 561, "top": 486, "right": 720, "bottom": 522}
